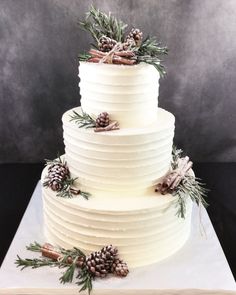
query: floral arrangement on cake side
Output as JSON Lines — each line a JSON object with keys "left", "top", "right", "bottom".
{"left": 78, "top": 5, "right": 168, "bottom": 77}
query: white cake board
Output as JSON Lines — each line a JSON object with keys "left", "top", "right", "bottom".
{"left": 0, "top": 181, "right": 235, "bottom": 295}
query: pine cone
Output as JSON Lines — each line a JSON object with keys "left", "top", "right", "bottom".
{"left": 111, "top": 258, "right": 129, "bottom": 277}
{"left": 85, "top": 245, "right": 118, "bottom": 277}
{"left": 125, "top": 28, "right": 143, "bottom": 47}
{"left": 123, "top": 37, "right": 136, "bottom": 51}
{"left": 85, "top": 251, "right": 108, "bottom": 278}
{"left": 44, "top": 163, "right": 70, "bottom": 192}
{"left": 45, "top": 179, "right": 63, "bottom": 191}
{"left": 96, "top": 112, "right": 110, "bottom": 128}
{"left": 100, "top": 245, "right": 118, "bottom": 266}
{"left": 98, "top": 36, "right": 117, "bottom": 52}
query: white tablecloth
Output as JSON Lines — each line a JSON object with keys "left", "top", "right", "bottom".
{"left": 0, "top": 181, "right": 235, "bottom": 294}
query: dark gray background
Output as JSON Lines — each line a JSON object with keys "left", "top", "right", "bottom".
{"left": 1, "top": 0, "right": 236, "bottom": 163}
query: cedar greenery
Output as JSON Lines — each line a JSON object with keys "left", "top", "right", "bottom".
{"left": 78, "top": 6, "right": 168, "bottom": 76}
{"left": 171, "top": 147, "right": 209, "bottom": 218}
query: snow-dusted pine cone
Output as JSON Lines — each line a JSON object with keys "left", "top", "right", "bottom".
{"left": 123, "top": 37, "right": 136, "bottom": 50}
{"left": 98, "top": 36, "right": 117, "bottom": 52}
{"left": 124, "top": 28, "right": 143, "bottom": 49}
{"left": 96, "top": 112, "right": 110, "bottom": 127}
{"left": 111, "top": 258, "right": 129, "bottom": 277}
{"left": 127, "top": 28, "right": 143, "bottom": 44}
{"left": 44, "top": 163, "right": 70, "bottom": 192}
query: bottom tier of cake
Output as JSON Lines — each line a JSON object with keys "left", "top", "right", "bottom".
{"left": 42, "top": 167, "right": 193, "bottom": 268}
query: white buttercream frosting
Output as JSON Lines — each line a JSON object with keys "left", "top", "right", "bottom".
{"left": 62, "top": 107, "right": 175, "bottom": 197}
{"left": 41, "top": 172, "right": 193, "bottom": 267}
{"left": 79, "top": 62, "right": 160, "bottom": 128}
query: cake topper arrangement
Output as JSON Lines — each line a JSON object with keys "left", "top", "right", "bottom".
{"left": 16, "top": 242, "right": 128, "bottom": 294}
{"left": 70, "top": 109, "right": 120, "bottom": 132}
{"left": 155, "top": 147, "right": 208, "bottom": 218}
{"left": 43, "top": 156, "right": 91, "bottom": 199}
{"left": 79, "top": 5, "right": 168, "bottom": 77}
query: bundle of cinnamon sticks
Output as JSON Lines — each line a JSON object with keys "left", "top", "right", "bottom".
{"left": 88, "top": 49, "right": 136, "bottom": 65}
{"left": 155, "top": 156, "right": 193, "bottom": 194}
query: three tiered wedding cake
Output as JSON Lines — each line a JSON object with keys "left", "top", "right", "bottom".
{"left": 15, "top": 7, "right": 208, "bottom": 292}
{"left": 41, "top": 61, "right": 193, "bottom": 267}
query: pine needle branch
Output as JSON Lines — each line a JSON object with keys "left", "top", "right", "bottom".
{"left": 59, "top": 261, "right": 77, "bottom": 284}
{"left": 15, "top": 255, "right": 61, "bottom": 270}
{"left": 26, "top": 241, "right": 43, "bottom": 252}
{"left": 79, "top": 52, "right": 92, "bottom": 61}
{"left": 70, "top": 109, "right": 96, "bottom": 129}
{"left": 77, "top": 267, "right": 93, "bottom": 294}
{"left": 79, "top": 5, "right": 127, "bottom": 44}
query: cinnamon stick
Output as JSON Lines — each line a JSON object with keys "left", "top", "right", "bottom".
{"left": 89, "top": 49, "right": 106, "bottom": 58}
{"left": 41, "top": 243, "right": 84, "bottom": 266}
{"left": 94, "top": 121, "right": 120, "bottom": 132}
{"left": 42, "top": 243, "right": 62, "bottom": 261}
{"left": 88, "top": 57, "right": 101, "bottom": 63}
{"left": 112, "top": 57, "right": 136, "bottom": 65}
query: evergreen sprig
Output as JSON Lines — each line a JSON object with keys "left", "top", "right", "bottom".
{"left": 79, "top": 5, "right": 127, "bottom": 43}
{"left": 15, "top": 255, "right": 62, "bottom": 270}
{"left": 137, "top": 36, "right": 168, "bottom": 57}
{"left": 78, "top": 52, "right": 92, "bottom": 61}
{"left": 134, "top": 37, "right": 168, "bottom": 77}
{"left": 77, "top": 267, "right": 93, "bottom": 294}
{"left": 171, "top": 147, "right": 209, "bottom": 218}
{"left": 70, "top": 109, "right": 96, "bottom": 129}
{"left": 26, "top": 241, "right": 42, "bottom": 252}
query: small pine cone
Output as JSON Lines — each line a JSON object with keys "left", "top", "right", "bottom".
{"left": 44, "top": 162, "right": 70, "bottom": 192}
{"left": 100, "top": 245, "right": 118, "bottom": 263}
{"left": 46, "top": 179, "right": 63, "bottom": 191}
{"left": 122, "top": 37, "right": 136, "bottom": 51}
{"left": 96, "top": 112, "right": 109, "bottom": 128}
{"left": 85, "top": 252, "right": 108, "bottom": 278}
{"left": 98, "top": 36, "right": 117, "bottom": 52}
{"left": 48, "top": 163, "right": 70, "bottom": 182}
{"left": 111, "top": 258, "right": 129, "bottom": 277}
{"left": 126, "top": 28, "right": 143, "bottom": 46}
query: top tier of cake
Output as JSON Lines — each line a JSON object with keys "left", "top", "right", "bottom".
{"left": 79, "top": 62, "right": 160, "bottom": 128}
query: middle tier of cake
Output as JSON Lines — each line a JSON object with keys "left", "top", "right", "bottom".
{"left": 62, "top": 107, "right": 175, "bottom": 197}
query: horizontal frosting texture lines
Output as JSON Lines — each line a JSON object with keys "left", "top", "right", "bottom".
{"left": 62, "top": 107, "right": 175, "bottom": 195}
{"left": 42, "top": 187, "right": 192, "bottom": 267}
{"left": 79, "top": 62, "right": 160, "bottom": 127}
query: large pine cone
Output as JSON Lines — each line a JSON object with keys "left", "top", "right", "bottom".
{"left": 85, "top": 245, "right": 118, "bottom": 277}
{"left": 98, "top": 36, "right": 117, "bottom": 52}
{"left": 44, "top": 163, "right": 70, "bottom": 192}
{"left": 96, "top": 112, "right": 110, "bottom": 128}
{"left": 111, "top": 258, "right": 129, "bottom": 277}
